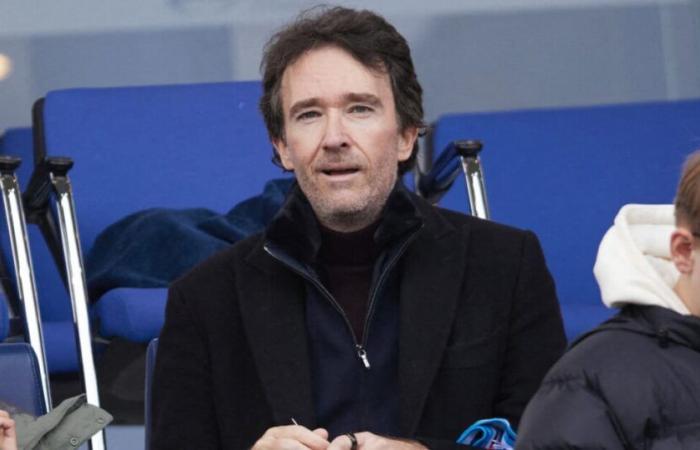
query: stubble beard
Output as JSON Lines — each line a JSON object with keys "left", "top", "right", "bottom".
{"left": 299, "top": 170, "right": 397, "bottom": 233}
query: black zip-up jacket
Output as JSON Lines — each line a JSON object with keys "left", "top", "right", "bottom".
{"left": 263, "top": 183, "right": 423, "bottom": 438}
{"left": 517, "top": 304, "right": 700, "bottom": 449}
{"left": 151, "top": 182, "right": 565, "bottom": 450}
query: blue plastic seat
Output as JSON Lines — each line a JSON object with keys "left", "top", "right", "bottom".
{"left": 432, "top": 99, "right": 700, "bottom": 340}
{"left": 0, "top": 128, "right": 34, "bottom": 342}
{"left": 0, "top": 343, "right": 47, "bottom": 416}
{"left": 0, "top": 128, "right": 72, "bottom": 374}
{"left": 32, "top": 81, "right": 286, "bottom": 371}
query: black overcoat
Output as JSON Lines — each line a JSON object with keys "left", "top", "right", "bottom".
{"left": 151, "top": 194, "right": 565, "bottom": 450}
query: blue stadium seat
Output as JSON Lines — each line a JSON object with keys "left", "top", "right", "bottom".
{"left": 0, "top": 129, "right": 83, "bottom": 372}
{"left": 0, "top": 128, "right": 34, "bottom": 342}
{"left": 432, "top": 99, "right": 700, "bottom": 340}
{"left": 0, "top": 128, "right": 34, "bottom": 184}
{"left": 0, "top": 294, "right": 7, "bottom": 342}
{"left": 32, "top": 81, "right": 287, "bottom": 371}
{"left": 0, "top": 343, "right": 47, "bottom": 416}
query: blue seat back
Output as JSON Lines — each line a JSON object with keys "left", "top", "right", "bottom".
{"left": 35, "top": 81, "right": 283, "bottom": 321}
{"left": 0, "top": 130, "right": 77, "bottom": 373}
{"left": 433, "top": 99, "right": 700, "bottom": 338}
{"left": 0, "top": 127, "right": 34, "bottom": 187}
{"left": 0, "top": 343, "right": 47, "bottom": 416}
{"left": 0, "top": 128, "right": 35, "bottom": 341}
{"left": 39, "top": 81, "right": 282, "bottom": 250}
{"left": 0, "top": 295, "right": 7, "bottom": 342}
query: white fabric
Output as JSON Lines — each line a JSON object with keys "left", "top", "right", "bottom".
{"left": 593, "top": 204, "right": 689, "bottom": 315}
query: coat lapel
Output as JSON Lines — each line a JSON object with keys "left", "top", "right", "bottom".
{"left": 398, "top": 212, "right": 469, "bottom": 435}
{"left": 238, "top": 246, "right": 316, "bottom": 428}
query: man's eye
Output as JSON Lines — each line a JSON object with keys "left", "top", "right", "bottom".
{"left": 296, "top": 111, "right": 320, "bottom": 121}
{"left": 349, "top": 105, "right": 373, "bottom": 114}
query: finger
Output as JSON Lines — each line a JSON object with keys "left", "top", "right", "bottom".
{"left": 312, "top": 428, "right": 329, "bottom": 440}
{"left": 264, "top": 425, "right": 329, "bottom": 450}
{"left": 0, "top": 417, "right": 16, "bottom": 435}
{"left": 327, "top": 434, "right": 353, "bottom": 450}
{"left": 266, "top": 425, "right": 309, "bottom": 438}
{"left": 254, "top": 436, "right": 312, "bottom": 450}
{"left": 354, "top": 432, "right": 371, "bottom": 446}
{"left": 253, "top": 436, "right": 310, "bottom": 450}
{"left": 0, "top": 410, "right": 8, "bottom": 418}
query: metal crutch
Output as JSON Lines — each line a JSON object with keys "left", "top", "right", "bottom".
{"left": 416, "top": 139, "right": 490, "bottom": 220}
{"left": 24, "top": 156, "right": 106, "bottom": 450}
{"left": 455, "top": 140, "right": 489, "bottom": 220}
{"left": 0, "top": 155, "right": 52, "bottom": 411}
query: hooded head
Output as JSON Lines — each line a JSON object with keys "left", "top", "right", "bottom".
{"left": 594, "top": 150, "right": 700, "bottom": 317}
{"left": 670, "top": 151, "right": 700, "bottom": 316}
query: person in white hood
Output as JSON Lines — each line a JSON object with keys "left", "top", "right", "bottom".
{"left": 516, "top": 151, "right": 700, "bottom": 450}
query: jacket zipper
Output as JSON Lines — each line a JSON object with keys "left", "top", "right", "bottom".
{"left": 357, "top": 231, "right": 420, "bottom": 367}
{"left": 263, "top": 244, "right": 366, "bottom": 365}
{"left": 264, "top": 229, "right": 419, "bottom": 370}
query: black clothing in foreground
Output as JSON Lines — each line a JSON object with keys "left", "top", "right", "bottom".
{"left": 151, "top": 183, "right": 566, "bottom": 450}
{"left": 517, "top": 304, "right": 700, "bottom": 450}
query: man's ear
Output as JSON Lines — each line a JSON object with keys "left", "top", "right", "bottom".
{"left": 397, "top": 126, "right": 419, "bottom": 162}
{"left": 272, "top": 137, "right": 295, "bottom": 171}
{"left": 671, "top": 228, "right": 695, "bottom": 274}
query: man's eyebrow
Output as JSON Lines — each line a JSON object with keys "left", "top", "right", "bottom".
{"left": 344, "top": 93, "right": 382, "bottom": 106}
{"left": 289, "top": 98, "right": 320, "bottom": 118}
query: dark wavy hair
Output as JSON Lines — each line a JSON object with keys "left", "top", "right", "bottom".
{"left": 259, "top": 6, "right": 425, "bottom": 174}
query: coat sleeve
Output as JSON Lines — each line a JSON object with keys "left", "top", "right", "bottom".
{"left": 515, "top": 377, "right": 630, "bottom": 450}
{"left": 494, "top": 231, "right": 567, "bottom": 426}
{"left": 150, "top": 284, "right": 222, "bottom": 450}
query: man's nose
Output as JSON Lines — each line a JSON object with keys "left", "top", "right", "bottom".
{"left": 321, "top": 111, "right": 349, "bottom": 150}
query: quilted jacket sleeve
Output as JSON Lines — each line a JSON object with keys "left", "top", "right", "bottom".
{"left": 515, "top": 375, "right": 630, "bottom": 450}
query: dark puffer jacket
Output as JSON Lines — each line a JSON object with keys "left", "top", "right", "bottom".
{"left": 516, "top": 305, "right": 700, "bottom": 450}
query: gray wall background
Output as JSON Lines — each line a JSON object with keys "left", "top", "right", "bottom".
{"left": 0, "top": 0, "right": 699, "bottom": 131}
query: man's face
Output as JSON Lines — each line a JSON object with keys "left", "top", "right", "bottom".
{"left": 273, "top": 45, "right": 417, "bottom": 232}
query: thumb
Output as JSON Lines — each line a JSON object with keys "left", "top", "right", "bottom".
{"left": 312, "top": 428, "right": 329, "bottom": 440}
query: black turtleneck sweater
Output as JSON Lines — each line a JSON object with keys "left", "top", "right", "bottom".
{"left": 318, "top": 221, "right": 381, "bottom": 342}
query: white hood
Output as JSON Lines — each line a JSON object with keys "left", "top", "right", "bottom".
{"left": 593, "top": 204, "right": 689, "bottom": 315}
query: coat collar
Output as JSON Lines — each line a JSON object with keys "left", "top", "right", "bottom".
{"left": 573, "top": 304, "right": 700, "bottom": 352}
{"left": 242, "top": 181, "right": 469, "bottom": 434}
{"left": 262, "top": 180, "right": 424, "bottom": 264}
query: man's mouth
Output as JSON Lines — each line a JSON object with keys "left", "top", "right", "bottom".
{"left": 321, "top": 167, "right": 360, "bottom": 176}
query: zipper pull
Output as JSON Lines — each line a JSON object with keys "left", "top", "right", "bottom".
{"left": 357, "top": 346, "right": 371, "bottom": 369}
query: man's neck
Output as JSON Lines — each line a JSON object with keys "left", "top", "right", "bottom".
{"left": 674, "top": 277, "right": 699, "bottom": 316}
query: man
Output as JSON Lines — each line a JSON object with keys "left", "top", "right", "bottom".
{"left": 151, "top": 7, "right": 565, "bottom": 450}
{"left": 516, "top": 152, "right": 700, "bottom": 449}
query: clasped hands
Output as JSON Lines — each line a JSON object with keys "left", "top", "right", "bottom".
{"left": 252, "top": 425, "right": 426, "bottom": 450}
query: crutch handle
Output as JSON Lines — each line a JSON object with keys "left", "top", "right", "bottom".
{"left": 453, "top": 140, "right": 483, "bottom": 158}
{"left": 44, "top": 156, "right": 74, "bottom": 176}
{"left": 417, "top": 140, "right": 484, "bottom": 203}
{"left": 0, "top": 155, "right": 22, "bottom": 174}
{"left": 23, "top": 157, "right": 74, "bottom": 213}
